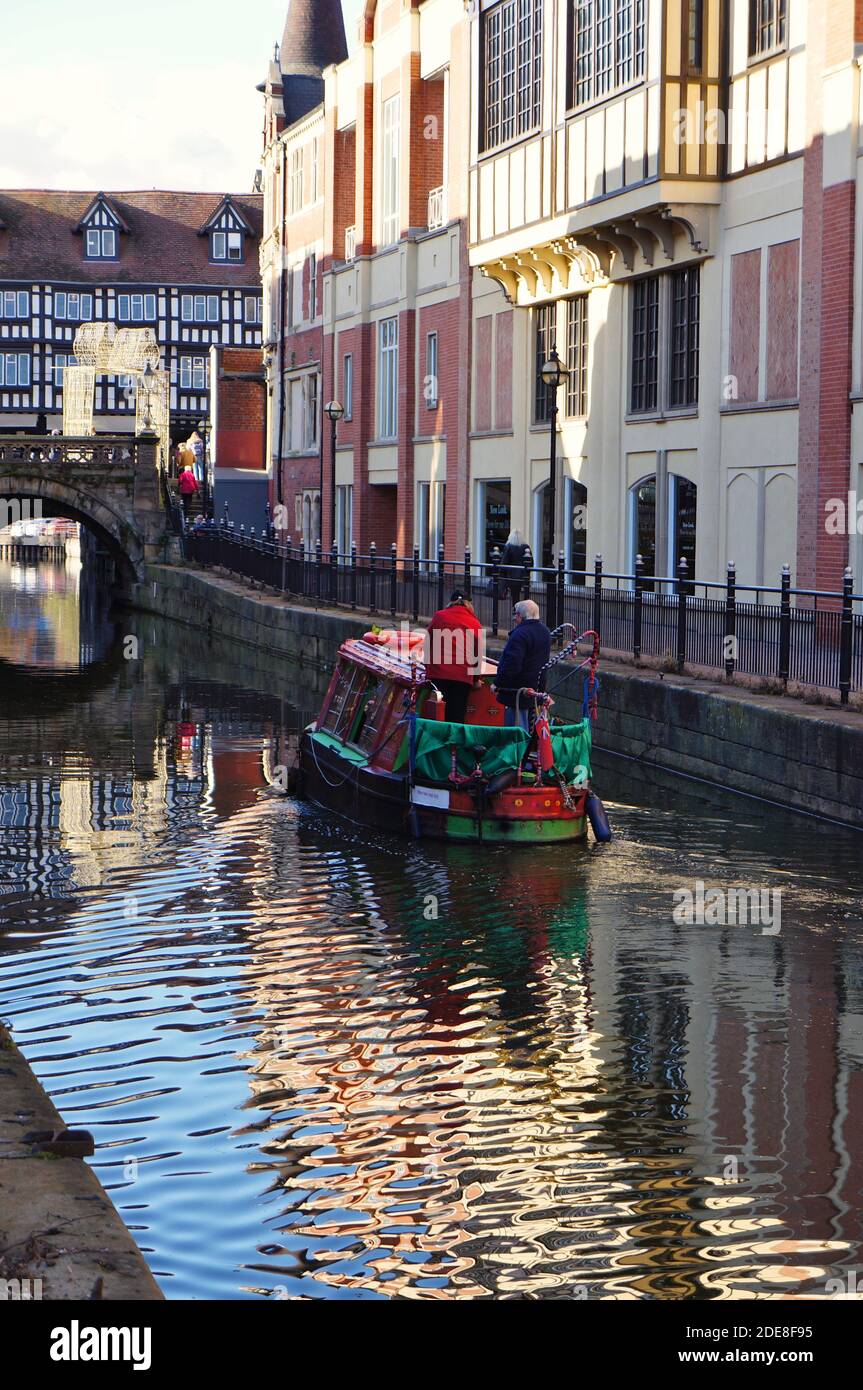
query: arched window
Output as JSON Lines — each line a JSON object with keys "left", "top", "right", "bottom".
{"left": 566, "top": 479, "right": 588, "bottom": 578}
{"left": 671, "top": 476, "right": 697, "bottom": 580}
{"left": 628, "top": 473, "right": 697, "bottom": 590}
{"left": 630, "top": 476, "right": 657, "bottom": 589}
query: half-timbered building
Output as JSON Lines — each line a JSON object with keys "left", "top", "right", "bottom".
{"left": 0, "top": 189, "right": 264, "bottom": 446}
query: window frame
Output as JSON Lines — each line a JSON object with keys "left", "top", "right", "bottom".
{"left": 481, "top": 0, "right": 544, "bottom": 154}
{"left": 564, "top": 294, "right": 589, "bottom": 419}
{"left": 54, "top": 291, "right": 94, "bottom": 323}
{"left": 244, "top": 296, "right": 263, "bottom": 324}
{"left": 181, "top": 294, "right": 221, "bottom": 323}
{"left": 425, "top": 330, "right": 439, "bottom": 410}
{"left": 343, "top": 352, "right": 353, "bottom": 420}
{"left": 84, "top": 227, "right": 117, "bottom": 260}
{"left": 533, "top": 301, "right": 556, "bottom": 424}
{"left": 749, "top": 0, "right": 787, "bottom": 61}
{"left": 381, "top": 94, "right": 401, "bottom": 247}
{"left": 568, "top": 0, "right": 646, "bottom": 112}
{"left": 308, "top": 252, "right": 318, "bottom": 319}
{"left": 629, "top": 267, "right": 701, "bottom": 416}
{"left": 304, "top": 372, "right": 319, "bottom": 450}
{"left": 668, "top": 264, "right": 700, "bottom": 410}
{"left": 1, "top": 290, "right": 30, "bottom": 319}
{"left": 629, "top": 275, "right": 661, "bottom": 415}
{"left": 117, "top": 292, "right": 156, "bottom": 323}
{"left": 288, "top": 148, "right": 304, "bottom": 215}
{"left": 179, "top": 355, "right": 210, "bottom": 392}
{"left": 377, "top": 316, "right": 399, "bottom": 440}
{"left": 0, "top": 352, "right": 30, "bottom": 388}
{"left": 682, "top": 0, "right": 704, "bottom": 76}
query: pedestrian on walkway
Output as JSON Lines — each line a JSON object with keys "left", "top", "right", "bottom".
{"left": 499, "top": 530, "right": 532, "bottom": 605}
{"left": 178, "top": 464, "right": 199, "bottom": 520}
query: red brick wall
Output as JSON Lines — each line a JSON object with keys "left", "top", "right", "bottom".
{"left": 797, "top": 0, "right": 854, "bottom": 591}
{"left": 814, "top": 180, "right": 854, "bottom": 588}
{"left": 729, "top": 250, "right": 761, "bottom": 403}
{"left": 495, "top": 311, "right": 513, "bottom": 430}
{"left": 409, "top": 74, "right": 445, "bottom": 230}
{"left": 474, "top": 316, "right": 493, "bottom": 431}
{"left": 215, "top": 349, "right": 265, "bottom": 469}
{"left": 332, "top": 127, "right": 356, "bottom": 265}
{"left": 766, "top": 240, "right": 800, "bottom": 402}
{"left": 396, "top": 306, "right": 417, "bottom": 551}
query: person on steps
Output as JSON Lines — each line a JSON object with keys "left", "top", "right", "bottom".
{"left": 178, "top": 464, "right": 200, "bottom": 520}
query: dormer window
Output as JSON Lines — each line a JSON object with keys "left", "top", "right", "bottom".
{"left": 211, "top": 230, "right": 244, "bottom": 262}
{"left": 85, "top": 227, "right": 117, "bottom": 260}
{"left": 200, "top": 195, "right": 254, "bottom": 266}
{"left": 76, "top": 195, "right": 125, "bottom": 261}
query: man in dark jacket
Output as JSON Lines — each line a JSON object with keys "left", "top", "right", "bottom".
{"left": 493, "top": 600, "right": 551, "bottom": 728}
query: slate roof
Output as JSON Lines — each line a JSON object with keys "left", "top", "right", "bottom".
{"left": 0, "top": 190, "right": 263, "bottom": 287}
{"left": 280, "top": 0, "right": 348, "bottom": 79}
{"left": 278, "top": 0, "right": 348, "bottom": 126}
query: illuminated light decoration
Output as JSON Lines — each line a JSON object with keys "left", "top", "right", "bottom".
{"left": 63, "top": 324, "right": 170, "bottom": 466}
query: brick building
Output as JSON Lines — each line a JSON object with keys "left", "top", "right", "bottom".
{"left": 0, "top": 189, "right": 263, "bottom": 449}
{"left": 261, "top": 0, "right": 863, "bottom": 593}
{"left": 261, "top": 0, "right": 472, "bottom": 556}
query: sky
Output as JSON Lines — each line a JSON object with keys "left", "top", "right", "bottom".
{"left": 0, "top": 0, "right": 365, "bottom": 192}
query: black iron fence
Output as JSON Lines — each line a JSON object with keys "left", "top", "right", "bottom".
{"left": 183, "top": 523, "right": 863, "bottom": 704}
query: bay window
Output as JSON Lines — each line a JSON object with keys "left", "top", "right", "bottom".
{"left": 482, "top": 0, "right": 543, "bottom": 153}
{"left": 570, "top": 0, "right": 646, "bottom": 109}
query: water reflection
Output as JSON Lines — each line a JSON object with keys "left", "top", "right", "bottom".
{"left": 0, "top": 598, "right": 862, "bottom": 1299}
{"left": 0, "top": 555, "right": 114, "bottom": 673}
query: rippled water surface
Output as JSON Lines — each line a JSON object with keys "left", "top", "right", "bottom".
{"left": 2, "top": 559, "right": 863, "bottom": 1299}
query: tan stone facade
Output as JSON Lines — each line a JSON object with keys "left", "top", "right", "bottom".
{"left": 261, "top": 0, "right": 863, "bottom": 594}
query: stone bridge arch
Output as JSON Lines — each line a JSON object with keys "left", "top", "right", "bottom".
{"left": 0, "top": 435, "right": 170, "bottom": 586}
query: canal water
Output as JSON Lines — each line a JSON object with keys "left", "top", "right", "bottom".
{"left": 2, "top": 556, "right": 863, "bottom": 1301}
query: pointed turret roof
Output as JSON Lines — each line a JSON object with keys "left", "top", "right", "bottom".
{"left": 280, "top": 0, "right": 348, "bottom": 80}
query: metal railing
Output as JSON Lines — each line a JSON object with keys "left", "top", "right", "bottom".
{"left": 182, "top": 525, "right": 863, "bottom": 704}
{"left": 427, "top": 186, "right": 446, "bottom": 230}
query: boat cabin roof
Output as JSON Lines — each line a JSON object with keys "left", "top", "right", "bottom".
{"left": 338, "top": 637, "right": 422, "bottom": 686}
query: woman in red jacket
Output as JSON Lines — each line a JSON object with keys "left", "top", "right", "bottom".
{"left": 178, "top": 464, "right": 200, "bottom": 519}
{"left": 424, "top": 591, "right": 485, "bottom": 723}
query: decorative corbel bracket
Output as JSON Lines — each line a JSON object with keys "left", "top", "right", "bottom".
{"left": 480, "top": 262, "right": 520, "bottom": 304}
{"left": 613, "top": 220, "right": 655, "bottom": 268}
{"left": 632, "top": 213, "right": 676, "bottom": 262}
{"left": 661, "top": 203, "right": 710, "bottom": 255}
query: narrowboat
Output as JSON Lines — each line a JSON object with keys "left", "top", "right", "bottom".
{"left": 296, "top": 627, "right": 612, "bottom": 845}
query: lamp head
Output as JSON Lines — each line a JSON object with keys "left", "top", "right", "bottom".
{"left": 540, "top": 347, "right": 567, "bottom": 390}
{"left": 325, "top": 399, "right": 345, "bottom": 424}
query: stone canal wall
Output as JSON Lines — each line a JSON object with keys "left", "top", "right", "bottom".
{"left": 132, "top": 564, "right": 863, "bottom": 830}
{"left": 0, "top": 1022, "right": 163, "bottom": 1301}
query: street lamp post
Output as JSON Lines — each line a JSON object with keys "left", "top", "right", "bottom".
{"left": 197, "top": 417, "right": 210, "bottom": 518}
{"left": 540, "top": 346, "right": 568, "bottom": 629}
{"left": 324, "top": 399, "right": 345, "bottom": 552}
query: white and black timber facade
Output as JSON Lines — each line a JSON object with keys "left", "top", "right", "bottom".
{"left": 0, "top": 190, "right": 263, "bottom": 437}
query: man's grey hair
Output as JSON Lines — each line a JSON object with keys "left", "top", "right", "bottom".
{"left": 514, "top": 599, "right": 539, "bottom": 621}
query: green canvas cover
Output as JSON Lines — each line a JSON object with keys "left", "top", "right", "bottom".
{"left": 411, "top": 717, "right": 592, "bottom": 783}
